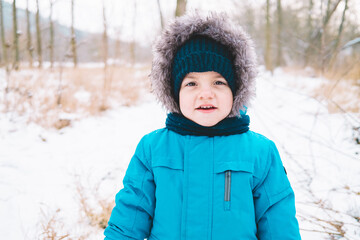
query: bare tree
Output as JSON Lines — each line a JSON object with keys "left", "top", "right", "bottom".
{"left": 305, "top": 0, "right": 342, "bottom": 67}
{"left": 156, "top": 0, "right": 164, "bottom": 30}
{"left": 130, "top": 0, "right": 137, "bottom": 66}
{"left": 306, "top": 0, "right": 314, "bottom": 42}
{"left": 26, "top": 0, "right": 33, "bottom": 67}
{"left": 49, "top": 0, "right": 55, "bottom": 68}
{"left": 276, "top": 0, "right": 283, "bottom": 67}
{"left": 0, "top": 0, "right": 8, "bottom": 69}
{"left": 265, "top": 0, "right": 272, "bottom": 71}
{"left": 175, "top": 0, "right": 186, "bottom": 17}
{"left": 323, "top": 0, "right": 342, "bottom": 29}
{"left": 304, "top": 0, "right": 314, "bottom": 66}
{"left": 333, "top": 0, "right": 348, "bottom": 52}
{"left": 71, "top": 0, "right": 77, "bottom": 67}
{"left": 101, "top": 0, "right": 109, "bottom": 110}
{"left": 328, "top": 0, "right": 349, "bottom": 67}
{"left": 12, "top": 0, "right": 20, "bottom": 70}
{"left": 102, "top": 0, "right": 108, "bottom": 70}
{"left": 36, "top": 0, "right": 42, "bottom": 68}
{"left": 114, "top": 28, "right": 122, "bottom": 66}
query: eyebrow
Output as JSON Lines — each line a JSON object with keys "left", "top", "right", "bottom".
{"left": 185, "top": 72, "right": 223, "bottom": 78}
{"left": 212, "top": 73, "right": 223, "bottom": 77}
{"left": 184, "top": 75, "right": 196, "bottom": 79}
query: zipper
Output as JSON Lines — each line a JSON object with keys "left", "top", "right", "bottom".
{"left": 224, "top": 170, "right": 231, "bottom": 211}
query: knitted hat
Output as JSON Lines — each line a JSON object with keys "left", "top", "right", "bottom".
{"left": 171, "top": 35, "right": 235, "bottom": 102}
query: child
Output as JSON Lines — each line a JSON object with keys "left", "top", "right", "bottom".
{"left": 104, "top": 11, "right": 301, "bottom": 240}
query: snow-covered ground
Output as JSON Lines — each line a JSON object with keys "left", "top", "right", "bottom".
{"left": 0, "top": 67, "right": 359, "bottom": 239}
{"left": 252, "top": 69, "right": 360, "bottom": 239}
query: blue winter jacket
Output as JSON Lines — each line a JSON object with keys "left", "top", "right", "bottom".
{"left": 104, "top": 128, "right": 301, "bottom": 239}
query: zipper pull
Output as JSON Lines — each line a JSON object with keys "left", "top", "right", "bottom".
{"left": 224, "top": 170, "right": 231, "bottom": 211}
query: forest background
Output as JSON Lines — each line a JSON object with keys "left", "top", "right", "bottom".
{"left": 1, "top": 0, "right": 359, "bottom": 126}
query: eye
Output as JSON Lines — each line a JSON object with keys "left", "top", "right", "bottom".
{"left": 214, "top": 80, "right": 227, "bottom": 86}
{"left": 184, "top": 81, "right": 196, "bottom": 87}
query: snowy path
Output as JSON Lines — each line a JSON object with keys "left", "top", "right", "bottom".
{"left": 251, "top": 70, "right": 360, "bottom": 239}
{"left": 1, "top": 69, "right": 359, "bottom": 239}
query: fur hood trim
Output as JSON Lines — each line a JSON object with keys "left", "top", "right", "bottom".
{"left": 150, "top": 11, "right": 257, "bottom": 117}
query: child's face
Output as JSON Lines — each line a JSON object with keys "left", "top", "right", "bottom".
{"left": 179, "top": 71, "right": 233, "bottom": 127}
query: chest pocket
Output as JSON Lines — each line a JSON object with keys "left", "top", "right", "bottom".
{"left": 152, "top": 157, "right": 184, "bottom": 170}
{"left": 214, "top": 161, "right": 254, "bottom": 211}
{"left": 152, "top": 157, "right": 184, "bottom": 187}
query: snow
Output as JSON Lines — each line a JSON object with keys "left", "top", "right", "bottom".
{"left": 252, "top": 68, "right": 360, "bottom": 239}
{"left": 1, "top": 67, "right": 359, "bottom": 239}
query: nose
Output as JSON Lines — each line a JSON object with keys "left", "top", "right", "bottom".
{"left": 199, "top": 86, "right": 215, "bottom": 99}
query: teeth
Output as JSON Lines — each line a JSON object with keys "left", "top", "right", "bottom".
{"left": 200, "top": 106, "right": 213, "bottom": 109}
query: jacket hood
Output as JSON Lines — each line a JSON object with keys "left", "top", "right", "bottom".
{"left": 150, "top": 11, "right": 257, "bottom": 117}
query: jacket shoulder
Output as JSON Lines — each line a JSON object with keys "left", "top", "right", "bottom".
{"left": 136, "top": 128, "right": 182, "bottom": 157}
{"left": 234, "top": 130, "right": 277, "bottom": 155}
{"left": 234, "top": 131, "right": 281, "bottom": 180}
{"left": 246, "top": 130, "right": 274, "bottom": 144}
{"left": 140, "top": 128, "right": 174, "bottom": 145}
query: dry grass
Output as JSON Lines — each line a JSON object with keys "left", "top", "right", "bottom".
{"left": 35, "top": 174, "right": 116, "bottom": 239}
{"left": 38, "top": 206, "right": 70, "bottom": 240}
{"left": 281, "top": 64, "right": 360, "bottom": 113}
{"left": 2, "top": 65, "right": 150, "bottom": 129}
{"left": 325, "top": 56, "right": 360, "bottom": 81}
{"left": 281, "top": 66, "right": 319, "bottom": 78}
{"left": 299, "top": 187, "right": 360, "bottom": 239}
{"left": 282, "top": 58, "right": 360, "bottom": 81}
{"left": 312, "top": 79, "right": 360, "bottom": 113}
{"left": 75, "top": 176, "right": 114, "bottom": 230}
{"left": 301, "top": 58, "right": 360, "bottom": 113}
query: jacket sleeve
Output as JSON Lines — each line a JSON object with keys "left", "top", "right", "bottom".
{"left": 253, "top": 141, "right": 301, "bottom": 240}
{"left": 104, "top": 136, "right": 155, "bottom": 240}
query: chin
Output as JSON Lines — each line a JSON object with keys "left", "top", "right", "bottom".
{"left": 195, "top": 119, "right": 220, "bottom": 127}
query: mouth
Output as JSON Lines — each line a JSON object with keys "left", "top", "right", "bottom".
{"left": 196, "top": 105, "right": 217, "bottom": 112}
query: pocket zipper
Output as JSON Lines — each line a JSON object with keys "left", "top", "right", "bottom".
{"left": 224, "top": 170, "right": 231, "bottom": 211}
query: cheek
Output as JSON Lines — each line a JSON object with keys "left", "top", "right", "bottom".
{"left": 179, "top": 91, "right": 191, "bottom": 114}
{"left": 223, "top": 91, "right": 234, "bottom": 111}
{"left": 227, "top": 95, "right": 234, "bottom": 109}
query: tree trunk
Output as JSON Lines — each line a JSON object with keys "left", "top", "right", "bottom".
{"left": 12, "top": 0, "right": 19, "bottom": 70}
{"left": 265, "top": 0, "right": 272, "bottom": 72}
{"left": 307, "top": 0, "right": 313, "bottom": 41}
{"left": 156, "top": 0, "right": 164, "bottom": 30}
{"left": 304, "top": 0, "right": 314, "bottom": 66}
{"left": 49, "top": 0, "right": 54, "bottom": 69}
{"left": 102, "top": 0, "right": 108, "bottom": 70}
{"left": 333, "top": 0, "right": 348, "bottom": 51}
{"left": 175, "top": 0, "right": 186, "bottom": 17}
{"left": 114, "top": 29, "right": 121, "bottom": 66}
{"left": 276, "top": 0, "right": 283, "bottom": 67}
{"left": 323, "top": 0, "right": 341, "bottom": 27}
{"left": 36, "top": 0, "right": 42, "bottom": 68}
{"left": 130, "top": 0, "right": 136, "bottom": 66}
{"left": 26, "top": 0, "right": 33, "bottom": 67}
{"left": 305, "top": 0, "right": 341, "bottom": 68}
{"left": 321, "top": 0, "right": 341, "bottom": 70}
{"left": 101, "top": 0, "right": 109, "bottom": 110}
{"left": 71, "top": 0, "right": 77, "bottom": 67}
{"left": 0, "top": 0, "right": 8, "bottom": 69}
{"left": 328, "top": 0, "right": 348, "bottom": 68}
